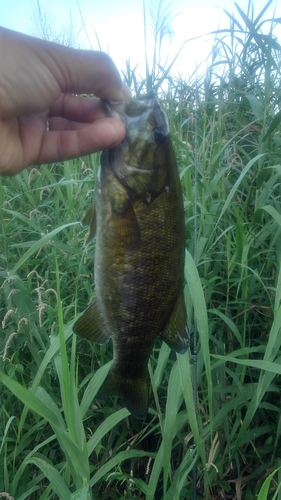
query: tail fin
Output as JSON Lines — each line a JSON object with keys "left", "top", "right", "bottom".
{"left": 97, "top": 366, "right": 149, "bottom": 420}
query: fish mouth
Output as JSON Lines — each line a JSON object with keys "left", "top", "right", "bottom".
{"left": 101, "top": 90, "right": 169, "bottom": 202}
{"left": 102, "top": 89, "right": 157, "bottom": 108}
{"left": 101, "top": 90, "right": 168, "bottom": 135}
{"left": 101, "top": 99, "right": 127, "bottom": 123}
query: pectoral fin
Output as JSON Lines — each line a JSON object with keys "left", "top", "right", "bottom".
{"left": 80, "top": 204, "right": 96, "bottom": 245}
{"left": 73, "top": 297, "right": 110, "bottom": 344}
{"left": 160, "top": 290, "right": 190, "bottom": 354}
{"left": 106, "top": 173, "right": 141, "bottom": 250}
{"left": 113, "top": 202, "right": 141, "bottom": 251}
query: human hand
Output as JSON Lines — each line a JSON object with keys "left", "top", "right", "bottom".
{"left": 0, "top": 27, "right": 130, "bottom": 176}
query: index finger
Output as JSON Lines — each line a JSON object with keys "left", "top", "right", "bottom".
{"left": 41, "top": 42, "right": 131, "bottom": 101}
{"left": 48, "top": 94, "right": 106, "bottom": 123}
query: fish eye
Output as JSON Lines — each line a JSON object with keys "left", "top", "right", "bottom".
{"left": 154, "top": 126, "right": 167, "bottom": 144}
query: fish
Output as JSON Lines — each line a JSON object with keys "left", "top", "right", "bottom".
{"left": 73, "top": 90, "right": 189, "bottom": 419}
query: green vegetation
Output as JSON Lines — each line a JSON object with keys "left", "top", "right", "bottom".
{"left": 2, "top": 0, "right": 281, "bottom": 498}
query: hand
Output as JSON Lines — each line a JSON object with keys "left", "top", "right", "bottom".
{"left": 0, "top": 27, "right": 130, "bottom": 175}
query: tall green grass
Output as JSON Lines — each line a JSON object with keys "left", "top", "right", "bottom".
{"left": 2, "top": 0, "right": 281, "bottom": 498}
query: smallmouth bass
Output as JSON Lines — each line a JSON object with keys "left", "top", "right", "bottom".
{"left": 73, "top": 90, "right": 189, "bottom": 419}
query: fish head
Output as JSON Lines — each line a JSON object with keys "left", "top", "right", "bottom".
{"left": 101, "top": 90, "right": 172, "bottom": 202}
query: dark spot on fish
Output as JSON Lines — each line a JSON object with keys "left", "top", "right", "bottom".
{"left": 154, "top": 126, "right": 167, "bottom": 144}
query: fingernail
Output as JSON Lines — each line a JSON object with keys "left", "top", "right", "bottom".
{"left": 121, "top": 83, "right": 132, "bottom": 100}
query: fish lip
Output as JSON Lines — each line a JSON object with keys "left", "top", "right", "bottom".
{"left": 101, "top": 89, "right": 157, "bottom": 111}
{"left": 101, "top": 90, "right": 168, "bottom": 135}
{"left": 101, "top": 99, "right": 126, "bottom": 124}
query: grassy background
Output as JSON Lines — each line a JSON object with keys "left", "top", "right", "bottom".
{"left": 2, "top": 1, "right": 281, "bottom": 498}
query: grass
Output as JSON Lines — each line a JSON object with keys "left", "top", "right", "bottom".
{"left": 2, "top": 0, "right": 281, "bottom": 498}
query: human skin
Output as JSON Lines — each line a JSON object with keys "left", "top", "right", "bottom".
{"left": 0, "top": 27, "right": 131, "bottom": 176}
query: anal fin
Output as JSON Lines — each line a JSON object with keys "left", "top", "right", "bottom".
{"left": 73, "top": 297, "right": 110, "bottom": 344}
{"left": 160, "top": 290, "right": 190, "bottom": 354}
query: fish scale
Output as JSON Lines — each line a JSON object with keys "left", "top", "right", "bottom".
{"left": 73, "top": 90, "right": 189, "bottom": 419}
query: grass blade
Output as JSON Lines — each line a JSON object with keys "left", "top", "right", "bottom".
{"left": 9, "top": 222, "right": 79, "bottom": 275}
{"left": 26, "top": 456, "right": 71, "bottom": 499}
{"left": 90, "top": 450, "right": 154, "bottom": 487}
{"left": 87, "top": 408, "right": 130, "bottom": 456}
{"left": 184, "top": 250, "right": 213, "bottom": 427}
{"left": 0, "top": 374, "right": 64, "bottom": 428}
{"left": 257, "top": 466, "right": 281, "bottom": 500}
{"left": 216, "top": 154, "right": 265, "bottom": 226}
